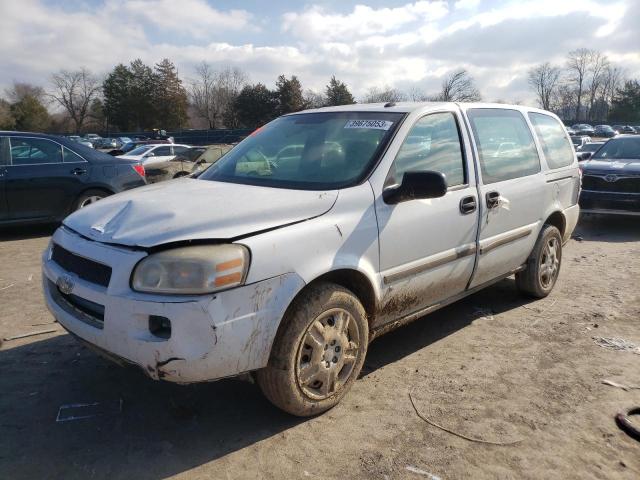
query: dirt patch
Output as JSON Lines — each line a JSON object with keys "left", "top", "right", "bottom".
{"left": 0, "top": 216, "right": 639, "bottom": 479}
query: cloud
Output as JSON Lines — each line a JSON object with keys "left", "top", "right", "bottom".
{"left": 282, "top": 1, "right": 448, "bottom": 41}
{"left": 0, "top": 0, "right": 638, "bottom": 107}
{"left": 122, "top": 0, "right": 254, "bottom": 36}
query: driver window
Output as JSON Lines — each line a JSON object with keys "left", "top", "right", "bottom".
{"left": 390, "top": 112, "right": 465, "bottom": 187}
{"left": 154, "top": 146, "right": 171, "bottom": 156}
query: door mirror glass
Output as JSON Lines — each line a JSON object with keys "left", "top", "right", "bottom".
{"left": 144, "top": 152, "right": 155, "bottom": 157}
{"left": 383, "top": 171, "right": 447, "bottom": 204}
{"left": 578, "top": 151, "right": 592, "bottom": 161}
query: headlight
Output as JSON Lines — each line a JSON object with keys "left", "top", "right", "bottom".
{"left": 131, "top": 244, "right": 249, "bottom": 294}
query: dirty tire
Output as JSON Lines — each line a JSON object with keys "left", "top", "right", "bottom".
{"left": 73, "top": 189, "right": 110, "bottom": 212}
{"left": 256, "top": 282, "right": 368, "bottom": 417}
{"left": 516, "top": 224, "right": 562, "bottom": 298}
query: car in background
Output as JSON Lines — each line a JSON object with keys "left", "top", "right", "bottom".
{"left": 570, "top": 135, "right": 591, "bottom": 149}
{"left": 579, "top": 135, "right": 640, "bottom": 216}
{"left": 115, "top": 137, "right": 132, "bottom": 148}
{"left": 593, "top": 125, "right": 617, "bottom": 138}
{"left": 83, "top": 134, "right": 102, "bottom": 147}
{"left": 190, "top": 144, "right": 236, "bottom": 175}
{"left": 117, "top": 143, "right": 190, "bottom": 168}
{"left": 571, "top": 124, "right": 595, "bottom": 136}
{"left": 565, "top": 126, "right": 576, "bottom": 135}
{"left": 576, "top": 141, "right": 604, "bottom": 161}
{"left": 107, "top": 139, "right": 172, "bottom": 156}
{"left": 618, "top": 125, "right": 637, "bottom": 134}
{"left": 97, "top": 138, "right": 118, "bottom": 149}
{"left": 0, "top": 131, "right": 146, "bottom": 226}
{"left": 145, "top": 146, "right": 207, "bottom": 183}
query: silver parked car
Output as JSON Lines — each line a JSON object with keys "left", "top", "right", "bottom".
{"left": 42, "top": 102, "right": 579, "bottom": 416}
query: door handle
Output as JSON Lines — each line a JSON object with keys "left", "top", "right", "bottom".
{"left": 459, "top": 196, "right": 476, "bottom": 214}
{"left": 486, "top": 191, "right": 500, "bottom": 209}
{"left": 70, "top": 168, "right": 87, "bottom": 175}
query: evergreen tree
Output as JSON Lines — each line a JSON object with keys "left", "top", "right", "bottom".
{"left": 325, "top": 76, "right": 355, "bottom": 106}
{"left": 103, "top": 64, "right": 133, "bottom": 131}
{"left": 275, "top": 75, "right": 305, "bottom": 115}
{"left": 129, "top": 59, "right": 157, "bottom": 131}
{"left": 10, "top": 94, "right": 50, "bottom": 131}
{"left": 154, "top": 58, "right": 188, "bottom": 129}
{"left": 234, "top": 84, "right": 278, "bottom": 128}
{"left": 609, "top": 80, "right": 640, "bottom": 122}
{"left": 0, "top": 98, "right": 15, "bottom": 130}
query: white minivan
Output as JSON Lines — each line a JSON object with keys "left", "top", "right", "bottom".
{"left": 42, "top": 103, "right": 580, "bottom": 416}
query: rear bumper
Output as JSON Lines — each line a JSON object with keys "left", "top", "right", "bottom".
{"left": 579, "top": 190, "right": 640, "bottom": 215}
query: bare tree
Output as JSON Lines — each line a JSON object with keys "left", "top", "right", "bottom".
{"left": 433, "top": 69, "right": 481, "bottom": 102}
{"left": 586, "top": 51, "right": 609, "bottom": 120}
{"left": 189, "top": 63, "right": 248, "bottom": 129}
{"left": 566, "top": 48, "right": 592, "bottom": 120}
{"left": 362, "top": 86, "right": 406, "bottom": 103}
{"left": 527, "top": 62, "right": 561, "bottom": 110}
{"left": 303, "top": 89, "right": 325, "bottom": 108}
{"left": 49, "top": 68, "right": 101, "bottom": 133}
{"left": 5, "top": 82, "right": 47, "bottom": 104}
{"left": 407, "top": 86, "right": 429, "bottom": 101}
{"left": 597, "top": 65, "right": 624, "bottom": 120}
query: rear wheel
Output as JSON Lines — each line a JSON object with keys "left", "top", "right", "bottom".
{"left": 256, "top": 282, "right": 368, "bottom": 416}
{"left": 516, "top": 224, "right": 562, "bottom": 298}
{"left": 73, "top": 189, "right": 110, "bottom": 212}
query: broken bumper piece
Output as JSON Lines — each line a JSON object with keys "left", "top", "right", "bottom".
{"left": 42, "top": 226, "right": 304, "bottom": 383}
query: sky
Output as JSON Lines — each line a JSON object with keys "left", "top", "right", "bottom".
{"left": 1, "top": 0, "right": 639, "bottom": 105}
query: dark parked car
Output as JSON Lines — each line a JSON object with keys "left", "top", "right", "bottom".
{"left": 0, "top": 131, "right": 146, "bottom": 226}
{"left": 571, "top": 123, "right": 595, "bottom": 136}
{"left": 579, "top": 135, "right": 640, "bottom": 216}
{"left": 593, "top": 125, "right": 617, "bottom": 138}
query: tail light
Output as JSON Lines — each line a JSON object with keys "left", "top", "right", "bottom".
{"left": 132, "top": 164, "right": 145, "bottom": 178}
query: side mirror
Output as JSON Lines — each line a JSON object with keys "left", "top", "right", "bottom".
{"left": 383, "top": 171, "right": 447, "bottom": 205}
{"left": 144, "top": 152, "right": 155, "bottom": 158}
{"left": 578, "top": 152, "right": 592, "bottom": 161}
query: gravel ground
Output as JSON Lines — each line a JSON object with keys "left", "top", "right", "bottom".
{"left": 0, "top": 215, "right": 639, "bottom": 480}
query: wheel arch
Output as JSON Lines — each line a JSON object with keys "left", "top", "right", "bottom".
{"left": 543, "top": 210, "right": 566, "bottom": 237}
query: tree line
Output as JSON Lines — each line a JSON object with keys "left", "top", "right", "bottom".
{"left": 0, "top": 52, "right": 637, "bottom": 134}
{"left": 527, "top": 48, "right": 639, "bottom": 122}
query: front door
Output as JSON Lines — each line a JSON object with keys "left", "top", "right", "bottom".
{"left": 463, "top": 108, "right": 547, "bottom": 288}
{"left": 6, "top": 137, "right": 88, "bottom": 221}
{"left": 374, "top": 110, "right": 479, "bottom": 326}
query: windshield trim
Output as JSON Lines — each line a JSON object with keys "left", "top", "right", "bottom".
{"left": 198, "top": 111, "right": 408, "bottom": 191}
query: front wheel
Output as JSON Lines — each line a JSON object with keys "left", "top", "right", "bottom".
{"left": 516, "top": 224, "right": 562, "bottom": 298}
{"left": 256, "top": 282, "right": 368, "bottom": 416}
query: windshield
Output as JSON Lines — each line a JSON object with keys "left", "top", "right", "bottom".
{"left": 593, "top": 137, "right": 640, "bottom": 160}
{"left": 127, "top": 145, "right": 153, "bottom": 156}
{"left": 199, "top": 112, "right": 405, "bottom": 190}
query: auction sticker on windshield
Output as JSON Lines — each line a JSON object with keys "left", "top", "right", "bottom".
{"left": 344, "top": 119, "right": 393, "bottom": 130}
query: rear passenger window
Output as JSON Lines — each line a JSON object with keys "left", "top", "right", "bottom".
{"left": 390, "top": 112, "right": 465, "bottom": 187}
{"left": 528, "top": 112, "right": 574, "bottom": 169}
{"left": 0, "top": 137, "right": 9, "bottom": 165}
{"left": 154, "top": 146, "right": 171, "bottom": 156}
{"left": 9, "top": 137, "right": 63, "bottom": 165}
{"left": 63, "top": 147, "right": 85, "bottom": 163}
{"left": 467, "top": 109, "right": 540, "bottom": 184}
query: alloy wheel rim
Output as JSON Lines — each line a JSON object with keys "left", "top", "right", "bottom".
{"left": 539, "top": 237, "right": 559, "bottom": 288}
{"left": 295, "top": 308, "right": 360, "bottom": 401}
{"left": 80, "top": 195, "right": 103, "bottom": 208}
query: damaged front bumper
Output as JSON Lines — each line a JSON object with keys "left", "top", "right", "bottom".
{"left": 42, "top": 227, "right": 304, "bottom": 383}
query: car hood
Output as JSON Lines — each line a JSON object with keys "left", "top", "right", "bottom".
{"left": 582, "top": 159, "right": 640, "bottom": 175}
{"left": 63, "top": 179, "right": 338, "bottom": 248}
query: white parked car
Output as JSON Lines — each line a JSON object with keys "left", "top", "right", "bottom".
{"left": 42, "top": 103, "right": 580, "bottom": 416}
{"left": 117, "top": 143, "right": 190, "bottom": 168}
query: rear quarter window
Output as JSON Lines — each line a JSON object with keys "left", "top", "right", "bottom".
{"left": 528, "top": 112, "right": 574, "bottom": 169}
{"left": 467, "top": 108, "right": 541, "bottom": 184}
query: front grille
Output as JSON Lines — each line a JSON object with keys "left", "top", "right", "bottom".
{"left": 48, "top": 279, "right": 105, "bottom": 329}
{"left": 582, "top": 175, "right": 640, "bottom": 194}
{"left": 51, "top": 244, "right": 112, "bottom": 287}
